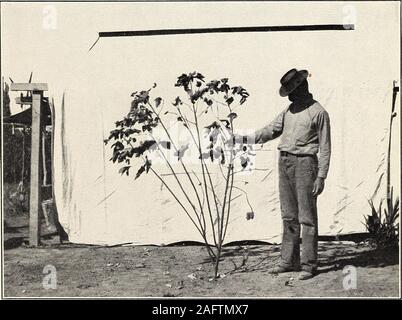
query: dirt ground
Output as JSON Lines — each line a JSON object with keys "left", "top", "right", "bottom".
{"left": 3, "top": 219, "right": 400, "bottom": 298}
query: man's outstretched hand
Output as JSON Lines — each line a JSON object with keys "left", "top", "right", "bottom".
{"left": 312, "top": 177, "right": 325, "bottom": 196}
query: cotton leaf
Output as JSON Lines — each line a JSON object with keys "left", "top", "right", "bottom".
{"left": 172, "top": 96, "right": 183, "bottom": 107}
{"left": 159, "top": 141, "right": 171, "bottom": 150}
{"left": 228, "top": 112, "right": 238, "bottom": 120}
{"left": 145, "top": 158, "right": 152, "bottom": 173}
{"left": 212, "top": 147, "right": 224, "bottom": 162}
{"left": 190, "top": 88, "right": 208, "bottom": 103}
{"left": 204, "top": 98, "right": 213, "bottom": 106}
{"left": 119, "top": 166, "right": 131, "bottom": 176}
{"left": 205, "top": 121, "right": 220, "bottom": 130}
{"left": 154, "top": 97, "right": 162, "bottom": 108}
{"left": 199, "top": 152, "right": 210, "bottom": 160}
{"left": 174, "top": 144, "right": 189, "bottom": 160}
{"left": 124, "top": 128, "right": 141, "bottom": 136}
{"left": 135, "top": 165, "right": 146, "bottom": 180}
{"left": 111, "top": 141, "right": 124, "bottom": 151}
{"left": 226, "top": 96, "right": 234, "bottom": 106}
{"left": 240, "top": 156, "right": 249, "bottom": 169}
{"left": 209, "top": 128, "right": 220, "bottom": 141}
{"left": 246, "top": 212, "right": 255, "bottom": 220}
{"left": 132, "top": 140, "right": 156, "bottom": 157}
{"left": 220, "top": 119, "right": 230, "bottom": 129}
{"left": 220, "top": 151, "right": 225, "bottom": 164}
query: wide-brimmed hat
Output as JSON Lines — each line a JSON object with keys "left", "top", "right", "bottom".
{"left": 279, "top": 68, "right": 309, "bottom": 97}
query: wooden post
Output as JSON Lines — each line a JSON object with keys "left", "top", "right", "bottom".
{"left": 29, "top": 91, "right": 42, "bottom": 246}
{"left": 42, "top": 130, "right": 47, "bottom": 186}
{"left": 386, "top": 81, "right": 399, "bottom": 209}
{"left": 10, "top": 83, "right": 48, "bottom": 246}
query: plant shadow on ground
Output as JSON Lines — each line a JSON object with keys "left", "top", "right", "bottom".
{"left": 316, "top": 244, "right": 399, "bottom": 275}
{"left": 199, "top": 242, "right": 399, "bottom": 276}
{"left": 199, "top": 243, "right": 281, "bottom": 274}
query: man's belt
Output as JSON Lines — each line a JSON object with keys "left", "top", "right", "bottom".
{"left": 280, "top": 151, "right": 316, "bottom": 158}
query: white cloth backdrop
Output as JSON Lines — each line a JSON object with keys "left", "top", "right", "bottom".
{"left": 52, "top": 7, "right": 399, "bottom": 245}
{"left": 2, "top": 2, "right": 399, "bottom": 245}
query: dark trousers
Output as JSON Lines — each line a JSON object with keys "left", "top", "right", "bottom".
{"left": 278, "top": 152, "right": 318, "bottom": 272}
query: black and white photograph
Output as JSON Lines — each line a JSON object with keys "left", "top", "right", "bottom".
{"left": 1, "top": 1, "right": 400, "bottom": 301}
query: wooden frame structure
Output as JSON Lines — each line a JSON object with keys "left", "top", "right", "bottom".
{"left": 10, "top": 82, "right": 48, "bottom": 246}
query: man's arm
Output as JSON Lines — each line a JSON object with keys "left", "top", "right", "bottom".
{"left": 316, "top": 110, "right": 331, "bottom": 179}
{"left": 312, "top": 110, "right": 331, "bottom": 196}
{"left": 234, "top": 110, "right": 285, "bottom": 145}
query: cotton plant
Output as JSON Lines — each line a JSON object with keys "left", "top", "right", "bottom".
{"left": 105, "top": 72, "right": 256, "bottom": 278}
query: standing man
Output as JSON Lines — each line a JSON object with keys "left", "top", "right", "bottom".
{"left": 235, "top": 69, "right": 331, "bottom": 280}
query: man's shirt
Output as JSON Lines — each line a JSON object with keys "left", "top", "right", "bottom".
{"left": 249, "top": 100, "right": 331, "bottom": 179}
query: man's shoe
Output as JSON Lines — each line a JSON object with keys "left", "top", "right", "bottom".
{"left": 268, "top": 265, "right": 300, "bottom": 274}
{"left": 298, "top": 270, "right": 316, "bottom": 280}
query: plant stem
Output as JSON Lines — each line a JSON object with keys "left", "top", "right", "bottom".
{"left": 214, "top": 247, "right": 221, "bottom": 279}
{"left": 150, "top": 100, "right": 217, "bottom": 260}
{"left": 150, "top": 135, "right": 206, "bottom": 232}
{"left": 204, "top": 163, "right": 222, "bottom": 236}
{"left": 223, "top": 164, "right": 235, "bottom": 241}
{"left": 148, "top": 102, "right": 207, "bottom": 231}
{"left": 219, "top": 115, "right": 235, "bottom": 244}
{"left": 175, "top": 106, "right": 209, "bottom": 231}
{"left": 148, "top": 167, "right": 200, "bottom": 234}
{"left": 192, "top": 104, "right": 219, "bottom": 249}
{"left": 148, "top": 166, "right": 216, "bottom": 260}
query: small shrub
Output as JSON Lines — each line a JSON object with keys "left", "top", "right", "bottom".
{"left": 105, "top": 72, "right": 255, "bottom": 278}
{"left": 364, "top": 188, "right": 399, "bottom": 249}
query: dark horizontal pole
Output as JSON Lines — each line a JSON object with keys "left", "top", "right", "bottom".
{"left": 99, "top": 24, "right": 354, "bottom": 38}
